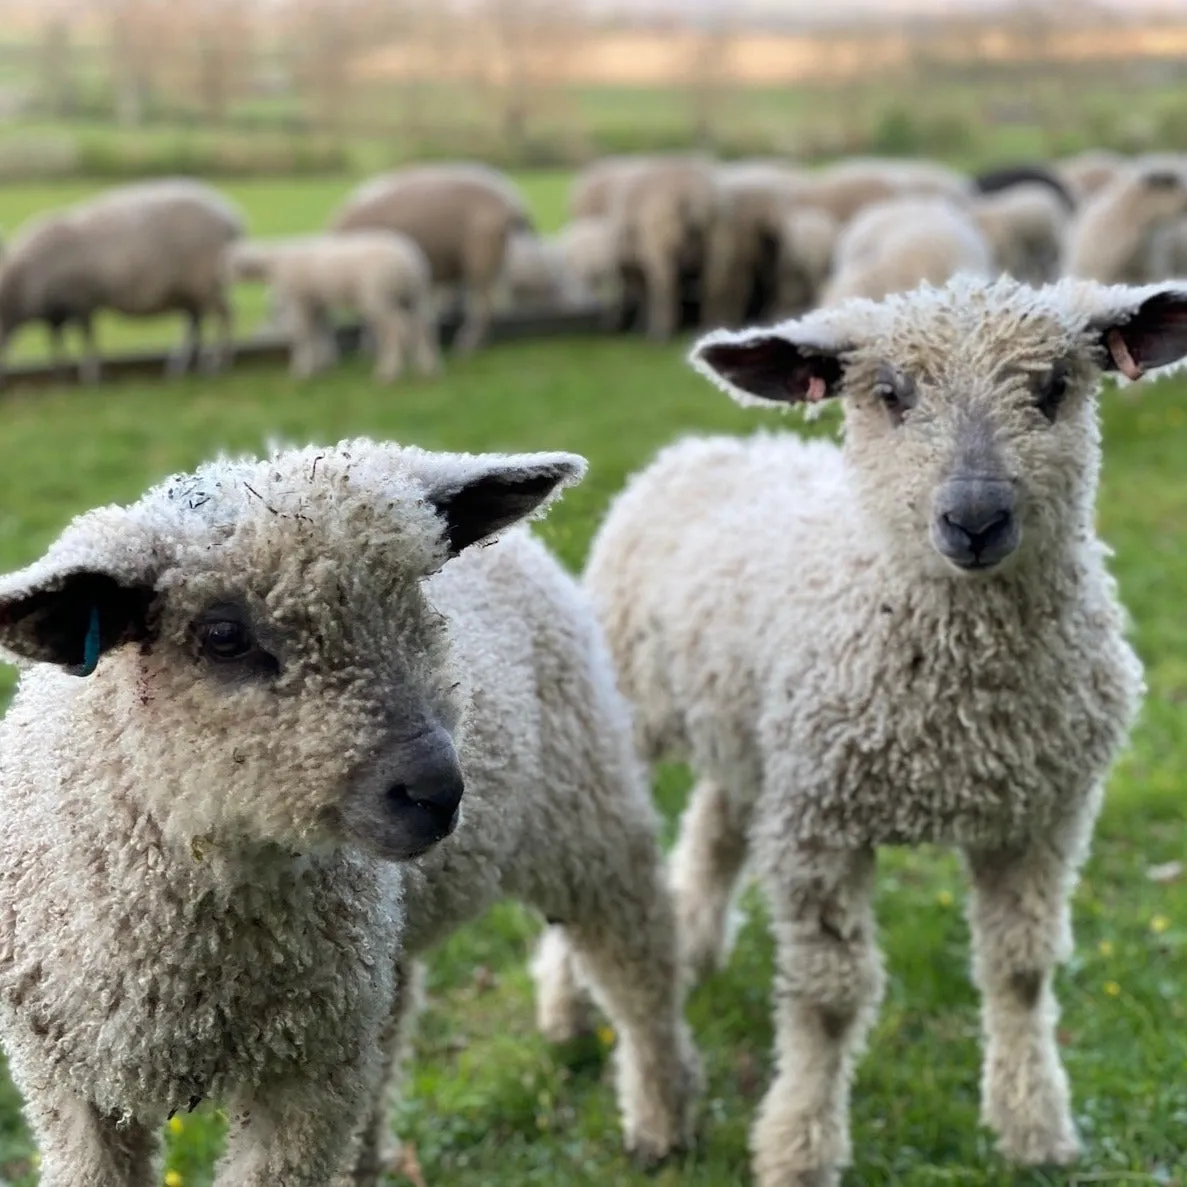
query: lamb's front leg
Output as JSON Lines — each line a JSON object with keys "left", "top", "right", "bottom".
{"left": 751, "top": 844, "right": 883, "bottom": 1187}
{"left": 963, "top": 806, "right": 1095, "bottom": 1167}
{"left": 216, "top": 1060, "right": 382, "bottom": 1187}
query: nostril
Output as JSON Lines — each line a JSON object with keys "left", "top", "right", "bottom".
{"left": 386, "top": 782, "right": 412, "bottom": 810}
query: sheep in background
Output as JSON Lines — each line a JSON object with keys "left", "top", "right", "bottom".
{"left": 569, "top": 154, "right": 658, "bottom": 220}
{"left": 0, "top": 178, "right": 243, "bottom": 385}
{"left": 585, "top": 273, "right": 1187, "bottom": 1186}
{"left": 703, "top": 162, "right": 812, "bottom": 327}
{"left": 492, "top": 229, "right": 594, "bottom": 316}
{"left": 1063, "top": 164, "right": 1187, "bottom": 283}
{"left": 0, "top": 437, "right": 700, "bottom": 1185}
{"left": 608, "top": 154, "right": 724, "bottom": 340}
{"left": 330, "top": 163, "right": 532, "bottom": 354}
{"left": 1054, "top": 148, "right": 1128, "bottom": 203}
{"left": 226, "top": 232, "right": 440, "bottom": 383}
{"left": 971, "top": 163, "right": 1075, "bottom": 211}
{"left": 556, "top": 216, "right": 625, "bottom": 320}
{"left": 971, "top": 182, "right": 1068, "bottom": 284}
{"left": 820, "top": 196, "right": 993, "bottom": 305}
{"left": 799, "top": 157, "right": 971, "bottom": 225}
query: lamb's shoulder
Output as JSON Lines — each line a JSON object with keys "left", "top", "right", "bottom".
{"left": 760, "top": 561, "right": 1143, "bottom": 850}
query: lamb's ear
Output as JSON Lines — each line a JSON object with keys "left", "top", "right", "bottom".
{"left": 1096, "top": 286, "right": 1187, "bottom": 381}
{"left": 690, "top": 325, "right": 848, "bottom": 408}
{"left": 422, "top": 451, "right": 588, "bottom": 556}
{"left": 0, "top": 566, "right": 156, "bottom": 674}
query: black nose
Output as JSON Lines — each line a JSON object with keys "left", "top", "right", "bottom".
{"left": 942, "top": 507, "right": 1013, "bottom": 554}
{"left": 932, "top": 479, "right": 1019, "bottom": 570}
{"left": 386, "top": 764, "right": 464, "bottom": 835}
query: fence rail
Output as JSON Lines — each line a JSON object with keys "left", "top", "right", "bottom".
{"left": 0, "top": 305, "right": 616, "bottom": 393}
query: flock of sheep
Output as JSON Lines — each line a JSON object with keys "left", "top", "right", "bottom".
{"left": 1, "top": 146, "right": 1186, "bottom": 387}
{"left": 0, "top": 145, "right": 1184, "bottom": 1187}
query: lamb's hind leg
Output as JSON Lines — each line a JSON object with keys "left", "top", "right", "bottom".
{"left": 963, "top": 808, "right": 1094, "bottom": 1167}
{"left": 537, "top": 829, "right": 703, "bottom": 1166}
{"left": 751, "top": 844, "right": 882, "bottom": 1187}
{"left": 25, "top": 1090, "right": 158, "bottom": 1187}
{"left": 668, "top": 775, "right": 752, "bottom": 983}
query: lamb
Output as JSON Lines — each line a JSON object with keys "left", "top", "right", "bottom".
{"left": 970, "top": 182, "right": 1068, "bottom": 284}
{"left": 0, "top": 177, "right": 244, "bottom": 384}
{"left": 225, "top": 232, "right": 440, "bottom": 383}
{"left": 820, "top": 196, "right": 993, "bottom": 305}
{"left": 492, "top": 229, "right": 594, "bottom": 315}
{"left": 329, "top": 163, "right": 533, "bottom": 354}
{"left": 1063, "top": 164, "right": 1187, "bottom": 284}
{"left": 584, "top": 273, "right": 1187, "bottom": 1186}
{"left": 0, "top": 437, "right": 701, "bottom": 1186}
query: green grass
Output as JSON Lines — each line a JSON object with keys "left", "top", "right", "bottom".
{"left": 0, "top": 171, "right": 574, "bottom": 366}
{"left": 0, "top": 326, "right": 1185, "bottom": 1186}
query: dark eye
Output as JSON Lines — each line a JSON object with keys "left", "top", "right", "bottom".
{"left": 199, "top": 619, "right": 254, "bottom": 662}
{"left": 1036, "top": 367, "right": 1069, "bottom": 422}
{"left": 872, "top": 366, "right": 915, "bottom": 425}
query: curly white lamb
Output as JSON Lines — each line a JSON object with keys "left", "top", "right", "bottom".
{"left": 0, "top": 437, "right": 701, "bottom": 1187}
{"left": 226, "top": 232, "right": 440, "bottom": 383}
{"left": 0, "top": 178, "right": 244, "bottom": 384}
{"left": 584, "top": 273, "right": 1187, "bottom": 1186}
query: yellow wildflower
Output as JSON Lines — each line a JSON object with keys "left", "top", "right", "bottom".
{"left": 168, "top": 1115, "right": 185, "bottom": 1136}
{"left": 1150, "top": 915, "right": 1170, "bottom": 935}
{"left": 1104, "top": 981, "right": 1121, "bottom": 998}
{"left": 165, "top": 1172, "right": 184, "bottom": 1187}
{"left": 1098, "top": 940, "right": 1114, "bottom": 958}
{"left": 596, "top": 1025, "right": 616, "bottom": 1048}
{"left": 936, "top": 889, "right": 954, "bottom": 907}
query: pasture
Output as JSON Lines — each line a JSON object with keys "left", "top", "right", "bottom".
{"left": 0, "top": 174, "right": 1184, "bottom": 1187}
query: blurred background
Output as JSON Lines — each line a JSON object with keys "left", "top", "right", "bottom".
{"left": 0, "top": 3, "right": 1185, "bottom": 1186}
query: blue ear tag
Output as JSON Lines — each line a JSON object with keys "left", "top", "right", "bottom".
{"left": 70, "top": 605, "right": 101, "bottom": 678}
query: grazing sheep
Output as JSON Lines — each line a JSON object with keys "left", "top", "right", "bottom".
{"left": 800, "top": 157, "right": 970, "bottom": 225}
{"left": 1064, "top": 164, "right": 1187, "bottom": 284}
{"left": 585, "top": 273, "right": 1187, "bottom": 1186}
{"left": 556, "top": 216, "right": 624, "bottom": 318}
{"left": 569, "top": 154, "right": 657, "bottom": 220}
{"left": 492, "top": 229, "right": 594, "bottom": 315}
{"left": 0, "top": 438, "right": 701, "bottom": 1186}
{"left": 774, "top": 206, "right": 840, "bottom": 317}
{"left": 0, "top": 178, "right": 244, "bottom": 384}
{"left": 971, "top": 182, "right": 1068, "bottom": 284}
{"left": 226, "top": 232, "right": 440, "bottom": 383}
{"left": 1054, "top": 148, "right": 1128, "bottom": 203}
{"left": 330, "top": 163, "right": 532, "bottom": 354}
{"left": 608, "top": 154, "right": 723, "bottom": 340}
{"left": 971, "top": 163, "right": 1075, "bottom": 210}
{"left": 703, "top": 162, "right": 812, "bottom": 327}
{"left": 820, "top": 196, "right": 993, "bottom": 305}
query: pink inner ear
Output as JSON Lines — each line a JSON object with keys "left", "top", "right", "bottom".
{"left": 806, "top": 375, "right": 827, "bottom": 403}
{"left": 1106, "top": 329, "right": 1145, "bottom": 381}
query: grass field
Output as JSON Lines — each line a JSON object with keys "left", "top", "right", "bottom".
{"left": 0, "top": 315, "right": 1186, "bottom": 1186}
{"left": 0, "top": 162, "right": 1186, "bottom": 1185}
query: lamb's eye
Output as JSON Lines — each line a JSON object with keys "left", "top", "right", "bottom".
{"left": 1036, "top": 367, "right": 1069, "bottom": 422}
{"left": 873, "top": 367, "right": 915, "bottom": 425}
{"left": 198, "top": 620, "right": 253, "bottom": 662}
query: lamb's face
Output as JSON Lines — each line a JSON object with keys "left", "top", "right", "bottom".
{"left": 0, "top": 440, "right": 586, "bottom": 862}
{"left": 691, "top": 275, "right": 1187, "bottom": 578}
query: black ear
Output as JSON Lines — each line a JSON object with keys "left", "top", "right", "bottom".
{"left": 1143, "top": 170, "right": 1184, "bottom": 192}
{"left": 423, "top": 452, "right": 587, "bottom": 557}
{"left": 691, "top": 331, "right": 846, "bottom": 407}
{"left": 0, "top": 571, "right": 156, "bottom": 674}
{"left": 1099, "top": 288, "right": 1187, "bottom": 381}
